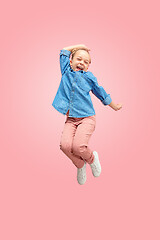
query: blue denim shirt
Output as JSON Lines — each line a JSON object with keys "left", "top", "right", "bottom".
{"left": 52, "top": 49, "right": 112, "bottom": 118}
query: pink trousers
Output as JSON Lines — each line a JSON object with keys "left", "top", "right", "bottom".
{"left": 60, "top": 115, "right": 96, "bottom": 168}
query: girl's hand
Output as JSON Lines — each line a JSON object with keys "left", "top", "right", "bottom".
{"left": 80, "top": 44, "right": 90, "bottom": 51}
{"left": 109, "top": 101, "right": 123, "bottom": 111}
{"left": 115, "top": 103, "right": 122, "bottom": 111}
{"left": 72, "top": 44, "right": 90, "bottom": 53}
{"left": 63, "top": 44, "right": 90, "bottom": 52}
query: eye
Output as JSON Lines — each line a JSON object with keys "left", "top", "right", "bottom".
{"left": 84, "top": 61, "right": 89, "bottom": 64}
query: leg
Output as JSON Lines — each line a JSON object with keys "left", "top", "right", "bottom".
{"left": 72, "top": 115, "right": 96, "bottom": 164}
{"left": 60, "top": 117, "right": 85, "bottom": 168}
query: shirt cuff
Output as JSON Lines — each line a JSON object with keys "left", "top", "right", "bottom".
{"left": 102, "top": 95, "right": 112, "bottom": 105}
{"left": 60, "top": 49, "right": 71, "bottom": 57}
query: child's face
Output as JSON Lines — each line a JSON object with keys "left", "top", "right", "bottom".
{"left": 70, "top": 50, "right": 90, "bottom": 72}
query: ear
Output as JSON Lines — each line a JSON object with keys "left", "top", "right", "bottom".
{"left": 70, "top": 59, "right": 72, "bottom": 67}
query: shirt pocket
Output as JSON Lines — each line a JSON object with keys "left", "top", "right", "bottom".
{"left": 77, "top": 77, "right": 92, "bottom": 92}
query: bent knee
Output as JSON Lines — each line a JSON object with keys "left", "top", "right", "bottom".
{"left": 60, "top": 141, "right": 72, "bottom": 153}
{"left": 72, "top": 144, "right": 87, "bottom": 155}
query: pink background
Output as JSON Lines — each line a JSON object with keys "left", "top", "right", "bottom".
{"left": 1, "top": 0, "right": 160, "bottom": 239}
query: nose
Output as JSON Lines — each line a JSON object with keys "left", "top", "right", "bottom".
{"left": 79, "top": 60, "right": 84, "bottom": 65}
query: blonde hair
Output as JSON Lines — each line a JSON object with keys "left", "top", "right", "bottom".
{"left": 71, "top": 48, "right": 91, "bottom": 64}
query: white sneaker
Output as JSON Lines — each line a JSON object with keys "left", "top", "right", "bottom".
{"left": 90, "top": 151, "right": 101, "bottom": 177}
{"left": 77, "top": 162, "right": 87, "bottom": 185}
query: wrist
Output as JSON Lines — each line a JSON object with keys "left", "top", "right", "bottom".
{"left": 63, "top": 44, "right": 87, "bottom": 52}
{"left": 109, "top": 101, "right": 117, "bottom": 110}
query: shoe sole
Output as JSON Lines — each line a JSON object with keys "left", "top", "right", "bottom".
{"left": 92, "top": 151, "right": 101, "bottom": 177}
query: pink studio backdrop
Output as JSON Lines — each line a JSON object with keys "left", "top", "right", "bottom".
{"left": 1, "top": 0, "right": 160, "bottom": 239}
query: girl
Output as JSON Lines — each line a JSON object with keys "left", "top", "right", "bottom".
{"left": 52, "top": 44, "right": 122, "bottom": 185}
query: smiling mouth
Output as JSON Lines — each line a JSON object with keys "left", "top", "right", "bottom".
{"left": 76, "top": 65, "right": 84, "bottom": 71}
